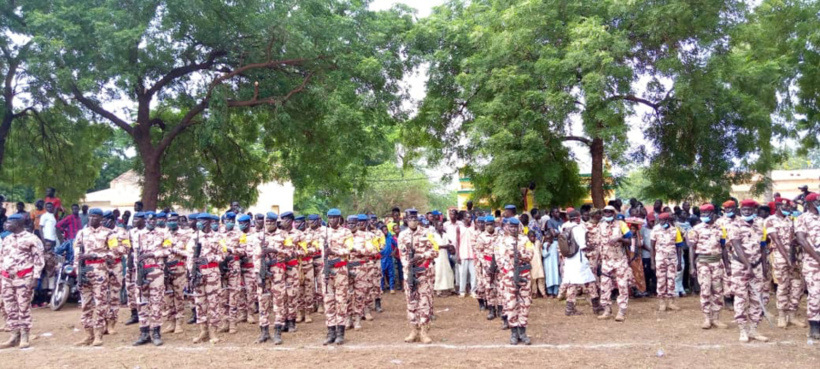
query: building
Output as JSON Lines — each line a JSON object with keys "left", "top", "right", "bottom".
{"left": 731, "top": 169, "right": 820, "bottom": 203}
{"left": 83, "top": 170, "right": 294, "bottom": 214}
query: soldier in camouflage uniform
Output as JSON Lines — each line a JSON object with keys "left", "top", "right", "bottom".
{"left": 765, "top": 198, "right": 805, "bottom": 329}
{"left": 124, "top": 213, "right": 147, "bottom": 325}
{"left": 716, "top": 200, "right": 739, "bottom": 310}
{"left": 269, "top": 211, "right": 305, "bottom": 342}
{"left": 106, "top": 217, "right": 132, "bottom": 334}
{"left": 319, "top": 209, "right": 352, "bottom": 345}
{"left": 687, "top": 204, "right": 728, "bottom": 329}
{"left": 368, "top": 216, "right": 385, "bottom": 314}
{"left": 597, "top": 206, "right": 634, "bottom": 322}
{"left": 161, "top": 212, "right": 191, "bottom": 334}
{"left": 728, "top": 199, "right": 770, "bottom": 343}
{"left": 253, "top": 212, "right": 279, "bottom": 344}
{"left": 236, "top": 214, "right": 258, "bottom": 326}
{"left": 349, "top": 214, "right": 376, "bottom": 330}
{"left": 73, "top": 208, "right": 117, "bottom": 346}
{"left": 796, "top": 193, "right": 820, "bottom": 339}
{"left": 296, "top": 214, "right": 322, "bottom": 324}
{"left": 397, "top": 209, "right": 438, "bottom": 344}
{"left": 220, "top": 212, "right": 244, "bottom": 334}
{"left": 476, "top": 216, "right": 500, "bottom": 320}
{"left": 189, "top": 214, "right": 225, "bottom": 344}
{"left": 305, "top": 215, "right": 327, "bottom": 316}
{"left": 650, "top": 212, "right": 683, "bottom": 312}
{"left": 0, "top": 214, "right": 44, "bottom": 349}
{"left": 496, "top": 217, "right": 534, "bottom": 345}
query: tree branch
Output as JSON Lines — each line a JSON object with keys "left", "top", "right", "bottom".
{"left": 609, "top": 94, "right": 660, "bottom": 110}
{"left": 209, "top": 57, "right": 321, "bottom": 90}
{"left": 561, "top": 135, "right": 592, "bottom": 146}
{"left": 155, "top": 99, "right": 208, "bottom": 154}
{"left": 226, "top": 72, "right": 313, "bottom": 108}
{"left": 70, "top": 84, "right": 133, "bottom": 135}
{"left": 146, "top": 50, "right": 228, "bottom": 97}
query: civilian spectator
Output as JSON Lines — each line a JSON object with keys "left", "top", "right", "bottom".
{"left": 457, "top": 212, "right": 477, "bottom": 298}
{"left": 40, "top": 202, "right": 58, "bottom": 246}
{"left": 128, "top": 201, "right": 144, "bottom": 227}
{"left": 44, "top": 187, "right": 63, "bottom": 218}
{"left": 79, "top": 204, "right": 89, "bottom": 227}
{"left": 57, "top": 204, "right": 83, "bottom": 240}
{"left": 29, "top": 199, "right": 46, "bottom": 235}
{"left": 642, "top": 212, "right": 657, "bottom": 296}
{"left": 434, "top": 220, "right": 456, "bottom": 297}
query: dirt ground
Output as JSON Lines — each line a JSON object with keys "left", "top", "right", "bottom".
{"left": 1, "top": 293, "right": 819, "bottom": 368}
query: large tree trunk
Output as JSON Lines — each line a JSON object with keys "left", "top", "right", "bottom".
{"left": 0, "top": 112, "right": 12, "bottom": 170}
{"left": 135, "top": 132, "right": 162, "bottom": 210}
{"left": 590, "top": 137, "right": 606, "bottom": 208}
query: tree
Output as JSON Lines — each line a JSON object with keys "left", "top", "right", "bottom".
{"left": 406, "top": 0, "right": 780, "bottom": 207}
{"left": 29, "top": 0, "right": 416, "bottom": 209}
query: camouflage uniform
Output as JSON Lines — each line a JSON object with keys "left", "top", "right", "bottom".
{"left": 222, "top": 229, "right": 244, "bottom": 329}
{"left": 764, "top": 215, "right": 803, "bottom": 315}
{"left": 322, "top": 226, "right": 352, "bottom": 328}
{"left": 0, "top": 231, "right": 44, "bottom": 332}
{"left": 475, "top": 231, "right": 499, "bottom": 307}
{"left": 689, "top": 222, "right": 726, "bottom": 316}
{"left": 584, "top": 220, "right": 601, "bottom": 283}
{"left": 348, "top": 230, "right": 376, "bottom": 326}
{"left": 136, "top": 228, "right": 171, "bottom": 329}
{"left": 73, "top": 225, "right": 117, "bottom": 344}
{"left": 306, "top": 226, "right": 328, "bottom": 312}
{"left": 297, "top": 228, "right": 321, "bottom": 320}
{"left": 650, "top": 225, "right": 680, "bottom": 299}
{"left": 189, "top": 230, "right": 224, "bottom": 329}
{"left": 239, "top": 231, "right": 259, "bottom": 323}
{"left": 106, "top": 226, "right": 131, "bottom": 325}
{"left": 716, "top": 216, "right": 737, "bottom": 299}
{"left": 270, "top": 228, "right": 306, "bottom": 326}
{"left": 163, "top": 228, "right": 192, "bottom": 329}
{"left": 496, "top": 233, "right": 534, "bottom": 328}
{"left": 126, "top": 227, "right": 145, "bottom": 312}
{"left": 367, "top": 233, "right": 385, "bottom": 311}
{"left": 597, "top": 221, "right": 633, "bottom": 315}
{"left": 795, "top": 211, "right": 820, "bottom": 323}
{"left": 255, "top": 229, "right": 279, "bottom": 329}
{"left": 397, "top": 227, "right": 438, "bottom": 330}
{"left": 727, "top": 218, "right": 768, "bottom": 336}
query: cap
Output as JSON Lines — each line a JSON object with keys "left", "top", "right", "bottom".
{"left": 89, "top": 208, "right": 103, "bottom": 216}
{"left": 266, "top": 212, "right": 278, "bottom": 220}
{"left": 255, "top": 213, "right": 264, "bottom": 219}
{"left": 568, "top": 210, "right": 580, "bottom": 218}
{"left": 134, "top": 212, "right": 146, "bottom": 219}
{"left": 507, "top": 217, "right": 520, "bottom": 225}
{"left": 658, "top": 212, "right": 670, "bottom": 220}
{"left": 603, "top": 205, "right": 616, "bottom": 212}
{"left": 404, "top": 208, "right": 418, "bottom": 215}
{"left": 327, "top": 209, "right": 342, "bottom": 217}
{"left": 210, "top": 214, "right": 219, "bottom": 221}
{"left": 169, "top": 212, "right": 178, "bottom": 217}
{"left": 280, "top": 211, "right": 294, "bottom": 219}
{"left": 294, "top": 215, "right": 305, "bottom": 221}
{"left": 484, "top": 215, "right": 495, "bottom": 222}
{"left": 156, "top": 212, "right": 167, "bottom": 219}
{"left": 187, "top": 213, "right": 198, "bottom": 220}
{"left": 308, "top": 214, "right": 320, "bottom": 221}
{"left": 646, "top": 212, "right": 655, "bottom": 221}
{"left": 103, "top": 210, "right": 114, "bottom": 219}
{"left": 431, "top": 210, "right": 442, "bottom": 216}
{"left": 357, "top": 214, "right": 368, "bottom": 221}
{"left": 799, "top": 185, "right": 809, "bottom": 190}
{"left": 237, "top": 214, "right": 251, "bottom": 222}
{"left": 740, "top": 199, "right": 758, "bottom": 207}
{"left": 224, "top": 212, "right": 236, "bottom": 220}
{"left": 196, "top": 213, "right": 211, "bottom": 220}
{"left": 722, "top": 200, "right": 736, "bottom": 208}
{"left": 699, "top": 204, "right": 714, "bottom": 212}
{"left": 476, "top": 216, "right": 485, "bottom": 223}
{"left": 504, "top": 205, "right": 516, "bottom": 210}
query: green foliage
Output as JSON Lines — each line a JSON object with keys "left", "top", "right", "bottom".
{"left": 91, "top": 130, "right": 135, "bottom": 192}
{"left": 774, "top": 148, "right": 820, "bottom": 170}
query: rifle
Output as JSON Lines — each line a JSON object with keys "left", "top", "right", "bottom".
{"left": 189, "top": 232, "right": 204, "bottom": 293}
{"left": 513, "top": 234, "right": 520, "bottom": 291}
{"left": 258, "top": 231, "right": 274, "bottom": 296}
{"left": 405, "top": 231, "right": 427, "bottom": 292}
{"left": 323, "top": 226, "right": 330, "bottom": 294}
{"left": 78, "top": 242, "right": 90, "bottom": 288}
{"left": 136, "top": 234, "right": 152, "bottom": 289}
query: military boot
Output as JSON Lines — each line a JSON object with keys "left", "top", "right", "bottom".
{"left": 478, "top": 298, "right": 486, "bottom": 311}
{"left": 125, "top": 308, "right": 139, "bottom": 325}
{"left": 486, "top": 305, "right": 496, "bottom": 320}
{"left": 296, "top": 309, "right": 304, "bottom": 323}
{"left": 74, "top": 328, "right": 94, "bottom": 346}
{"left": 364, "top": 307, "right": 374, "bottom": 321}
{"left": 18, "top": 330, "right": 30, "bottom": 349}
{"left": 614, "top": 308, "right": 627, "bottom": 322}
{"left": 209, "top": 325, "right": 221, "bottom": 344}
{"left": 810, "top": 321, "right": 820, "bottom": 339}
{"left": 229, "top": 321, "right": 238, "bottom": 334}
{"left": 509, "top": 327, "right": 519, "bottom": 345}
{"left": 375, "top": 298, "right": 383, "bottom": 313}
{"left": 304, "top": 312, "right": 313, "bottom": 323}
{"left": 254, "top": 326, "right": 270, "bottom": 344}
{"left": 151, "top": 326, "right": 163, "bottom": 346}
{"left": 162, "top": 319, "right": 176, "bottom": 334}
{"left": 748, "top": 323, "right": 768, "bottom": 342}
{"left": 667, "top": 299, "right": 681, "bottom": 311}
{"left": 711, "top": 312, "right": 727, "bottom": 329}
{"left": 738, "top": 324, "right": 749, "bottom": 343}
{"left": 174, "top": 318, "right": 185, "bottom": 334}
{"left": 419, "top": 324, "right": 433, "bottom": 344}
{"left": 404, "top": 325, "right": 419, "bottom": 343}
{"left": 133, "top": 327, "right": 151, "bottom": 346}
{"left": 565, "top": 301, "right": 582, "bottom": 316}
{"left": 217, "top": 321, "right": 229, "bottom": 333}
{"left": 701, "top": 313, "right": 712, "bottom": 329}
{"left": 0, "top": 330, "right": 20, "bottom": 349}
{"left": 322, "top": 326, "right": 336, "bottom": 346}
{"left": 187, "top": 309, "right": 197, "bottom": 325}
{"left": 107, "top": 318, "right": 118, "bottom": 335}
{"left": 335, "top": 325, "right": 345, "bottom": 345}
{"left": 288, "top": 319, "right": 298, "bottom": 332}
{"left": 658, "top": 298, "right": 667, "bottom": 312}
{"left": 272, "top": 325, "right": 283, "bottom": 345}
{"left": 777, "top": 310, "right": 787, "bottom": 328}
{"left": 598, "top": 306, "right": 612, "bottom": 320}
{"left": 193, "top": 324, "right": 209, "bottom": 344}
{"left": 354, "top": 316, "right": 363, "bottom": 330}
{"left": 787, "top": 311, "right": 806, "bottom": 328}
{"left": 246, "top": 313, "right": 256, "bottom": 324}
{"left": 591, "top": 298, "right": 604, "bottom": 315}
{"left": 501, "top": 315, "right": 509, "bottom": 330}
{"left": 518, "top": 327, "right": 531, "bottom": 345}
{"left": 91, "top": 327, "right": 104, "bottom": 346}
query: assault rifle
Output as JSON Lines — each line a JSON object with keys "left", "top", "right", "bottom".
{"left": 405, "top": 231, "right": 427, "bottom": 292}
{"left": 258, "top": 232, "right": 275, "bottom": 296}
{"left": 189, "top": 236, "right": 204, "bottom": 291}
{"left": 78, "top": 242, "right": 90, "bottom": 288}
{"left": 512, "top": 234, "right": 531, "bottom": 292}
{"left": 323, "top": 226, "right": 331, "bottom": 293}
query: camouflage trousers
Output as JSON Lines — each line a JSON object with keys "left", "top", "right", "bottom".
{"left": 773, "top": 258, "right": 804, "bottom": 312}
{"left": 567, "top": 281, "right": 599, "bottom": 304}
{"left": 240, "top": 268, "right": 257, "bottom": 318}
{"left": 587, "top": 250, "right": 601, "bottom": 285}
{"left": 475, "top": 257, "right": 486, "bottom": 300}
{"left": 656, "top": 255, "right": 677, "bottom": 298}
{"left": 368, "top": 260, "right": 382, "bottom": 305}
{"left": 600, "top": 256, "right": 632, "bottom": 311}
{"left": 349, "top": 263, "right": 369, "bottom": 317}
{"left": 221, "top": 260, "right": 242, "bottom": 323}
{"left": 500, "top": 270, "right": 531, "bottom": 328}
{"left": 137, "top": 269, "right": 165, "bottom": 328}
{"left": 194, "top": 269, "right": 222, "bottom": 328}
{"left": 404, "top": 266, "right": 434, "bottom": 326}
{"left": 312, "top": 258, "right": 324, "bottom": 308}
{"left": 283, "top": 265, "right": 299, "bottom": 321}
{"left": 162, "top": 265, "right": 186, "bottom": 321}
{"left": 106, "top": 262, "right": 124, "bottom": 321}
{"left": 126, "top": 262, "right": 138, "bottom": 310}
{"left": 322, "top": 264, "right": 350, "bottom": 327}
{"left": 731, "top": 261, "right": 768, "bottom": 325}
{"left": 297, "top": 260, "right": 315, "bottom": 312}
{"left": 80, "top": 268, "right": 110, "bottom": 329}
{"left": 477, "top": 258, "right": 499, "bottom": 306}
{"left": 1, "top": 272, "right": 35, "bottom": 330}
{"left": 803, "top": 258, "right": 820, "bottom": 322}
{"left": 696, "top": 258, "right": 725, "bottom": 315}
{"left": 256, "top": 267, "right": 276, "bottom": 328}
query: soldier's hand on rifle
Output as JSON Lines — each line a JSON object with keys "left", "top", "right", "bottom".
{"left": 139, "top": 252, "right": 155, "bottom": 261}
{"left": 411, "top": 255, "right": 424, "bottom": 264}
{"left": 194, "top": 257, "right": 208, "bottom": 265}
{"left": 77, "top": 253, "right": 98, "bottom": 261}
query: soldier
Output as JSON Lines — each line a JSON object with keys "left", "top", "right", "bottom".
{"left": 349, "top": 214, "right": 376, "bottom": 330}
{"left": 687, "top": 204, "right": 729, "bottom": 329}
{"left": 189, "top": 213, "right": 225, "bottom": 344}
{"left": 253, "top": 213, "right": 265, "bottom": 234}
{"left": 369, "top": 215, "right": 385, "bottom": 314}
{"left": 496, "top": 218, "right": 534, "bottom": 345}
{"left": 397, "top": 208, "right": 438, "bottom": 344}
{"left": 563, "top": 210, "right": 601, "bottom": 316}
{"left": 717, "top": 200, "right": 739, "bottom": 309}
{"left": 133, "top": 212, "right": 177, "bottom": 346}
{"left": 106, "top": 216, "right": 132, "bottom": 334}
{"left": 236, "top": 214, "right": 258, "bottom": 325}
{"left": 184, "top": 213, "right": 200, "bottom": 324}
{"left": 270, "top": 211, "right": 305, "bottom": 338}
{"left": 582, "top": 208, "right": 603, "bottom": 314}
{"left": 728, "top": 199, "right": 769, "bottom": 342}
{"left": 254, "top": 212, "right": 279, "bottom": 344}
{"left": 795, "top": 192, "right": 820, "bottom": 339}
{"left": 124, "top": 212, "right": 147, "bottom": 325}
{"left": 162, "top": 212, "right": 191, "bottom": 334}
{"left": 296, "top": 214, "right": 321, "bottom": 324}
{"left": 597, "top": 205, "right": 634, "bottom": 322}
{"left": 476, "top": 216, "right": 500, "bottom": 321}
{"left": 320, "top": 209, "right": 352, "bottom": 345}
{"left": 306, "top": 215, "right": 326, "bottom": 314}
{"left": 73, "top": 208, "right": 116, "bottom": 346}
{"left": 0, "top": 214, "right": 44, "bottom": 349}
{"left": 766, "top": 198, "right": 805, "bottom": 329}
{"left": 650, "top": 212, "right": 684, "bottom": 312}
{"left": 473, "top": 217, "right": 487, "bottom": 309}
{"left": 220, "top": 211, "right": 244, "bottom": 334}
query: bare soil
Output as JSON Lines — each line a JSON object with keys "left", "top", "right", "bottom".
{"left": 2, "top": 293, "right": 819, "bottom": 368}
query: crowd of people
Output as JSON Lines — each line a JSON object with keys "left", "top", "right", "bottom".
{"left": 0, "top": 186, "right": 819, "bottom": 350}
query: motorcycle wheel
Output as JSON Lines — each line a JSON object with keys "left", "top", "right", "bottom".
{"left": 50, "top": 283, "right": 70, "bottom": 311}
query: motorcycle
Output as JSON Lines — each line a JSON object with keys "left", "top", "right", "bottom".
{"left": 50, "top": 254, "right": 80, "bottom": 311}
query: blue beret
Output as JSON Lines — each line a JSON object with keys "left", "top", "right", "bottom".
{"left": 404, "top": 208, "right": 418, "bottom": 214}
{"left": 294, "top": 215, "right": 305, "bottom": 221}
{"left": 255, "top": 213, "right": 264, "bottom": 219}
{"left": 196, "top": 213, "right": 211, "bottom": 220}
{"left": 484, "top": 215, "right": 495, "bottom": 222}
{"left": 134, "top": 212, "right": 146, "bottom": 219}
{"left": 357, "top": 214, "right": 368, "bottom": 221}
{"left": 370, "top": 214, "right": 377, "bottom": 220}
{"left": 431, "top": 210, "right": 442, "bottom": 216}
{"left": 476, "top": 216, "right": 486, "bottom": 222}
{"left": 156, "top": 212, "right": 167, "bottom": 218}
{"left": 169, "top": 212, "right": 178, "bottom": 217}
{"left": 210, "top": 214, "right": 219, "bottom": 221}
{"left": 8, "top": 213, "right": 23, "bottom": 220}
{"left": 266, "top": 212, "right": 278, "bottom": 220}
{"left": 89, "top": 208, "right": 103, "bottom": 216}
{"left": 145, "top": 211, "right": 156, "bottom": 218}
{"left": 616, "top": 214, "right": 625, "bottom": 220}
{"left": 502, "top": 218, "right": 509, "bottom": 224}
{"left": 327, "top": 209, "right": 341, "bottom": 216}
{"left": 422, "top": 218, "right": 430, "bottom": 225}
{"left": 308, "top": 214, "right": 320, "bottom": 221}
{"left": 237, "top": 214, "right": 251, "bottom": 222}
{"left": 508, "top": 217, "right": 520, "bottom": 225}
{"left": 347, "top": 215, "right": 358, "bottom": 221}
{"left": 187, "top": 213, "right": 198, "bottom": 220}
{"left": 280, "top": 211, "right": 294, "bottom": 219}
{"left": 103, "top": 210, "right": 113, "bottom": 219}
{"left": 225, "top": 212, "right": 236, "bottom": 220}
{"left": 504, "top": 205, "right": 516, "bottom": 210}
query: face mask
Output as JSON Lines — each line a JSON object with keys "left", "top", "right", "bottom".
{"left": 167, "top": 221, "right": 178, "bottom": 230}
{"left": 700, "top": 216, "right": 711, "bottom": 223}
{"left": 157, "top": 220, "right": 166, "bottom": 227}
{"left": 662, "top": 223, "right": 670, "bottom": 229}
{"left": 743, "top": 214, "right": 756, "bottom": 222}
{"left": 196, "top": 221, "right": 206, "bottom": 230}
{"left": 225, "top": 222, "right": 235, "bottom": 231}
{"left": 146, "top": 224, "right": 155, "bottom": 231}
{"left": 210, "top": 223, "right": 219, "bottom": 231}
{"left": 792, "top": 211, "right": 801, "bottom": 216}
{"left": 239, "top": 223, "right": 249, "bottom": 231}
{"left": 725, "top": 211, "right": 734, "bottom": 217}
{"left": 603, "top": 216, "right": 614, "bottom": 222}
{"left": 780, "top": 211, "right": 790, "bottom": 217}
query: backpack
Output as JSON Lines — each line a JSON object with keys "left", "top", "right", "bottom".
{"left": 558, "top": 225, "right": 579, "bottom": 258}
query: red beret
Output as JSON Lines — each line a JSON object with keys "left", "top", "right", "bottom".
{"left": 699, "top": 204, "right": 714, "bottom": 212}
{"left": 768, "top": 202, "right": 776, "bottom": 215}
{"left": 807, "top": 193, "right": 818, "bottom": 202}
{"left": 658, "top": 212, "right": 670, "bottom": 220}
{"left": 722, "top": 200, "right": 736, "bottom": 208}
{"left": 566, "top": 207, "right": 575, "bottom": 213}
{"left": 740, "top": 199, "right": 758, "bottom": 207}
{"left": 646, "top": 212, "right": 655, "bottom": 221}
{"left": 775, "top": 197, "right": 792, "bottom": 206}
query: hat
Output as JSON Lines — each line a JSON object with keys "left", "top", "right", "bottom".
{"left": 504, "top": 205, "right": 516, "bottom": 210}
{"left": 566, "top": 207, "right": 575, "bottom": 213}
{"left": 156, "top": 212, "right": 167, "bottom": 218}
{"left": 89, "top": 208, "right": 103, "bottom": 216}
{"left": 187, "top": 213, "right": 198, "bottom": 220}
{"left": 266, "top": 212, "right": 278, "bottom": 220}
{"left": 308, "top": 214, "right": 320, "bottom": 221}
{"left": 196, "top": 213, "right": 211, "bottom": 220}
{"left": 806, "top": 193, "right": 818, "bottom": 202}
{"left": 568, "top": 210, "right": 580, "bottom": 218}
{"left": 145, "top": 211, "right": 156, "bottom": 218}
{"left": 103, "top": 210, "right": 113, "bottom": 219}
{"left": 431, "top": 210, "right": 442, "bottom": 216}
{"left": 722, "top": 200, "right": 736, "bottom": 208}
{"left": 327, "top": 209, "right": 342, "bottom": 217}
{"left": 370, "top": 214, "right": 377, "bottom": 220}
{"left": 133, "top": 212, "right": 146, "bottom": 219}
{"left": 294, "top": 215, "right": 305, "bottom": 221}
{"left": 280, "top": 211, "right": 294, "bottom": 219}
{"left": 475, "top": 216, "right": 485, "bottom": 222}
{"left": 774, "top": 197, "right": 792, "bottom": 206}
{"left": 8, "top": 213, "right": 23, "bottom": 220}
{"left": 237, "top": 214, "right": 251, "bottom": 222}
{"left": 210, "top": 214, "right": 219, "bottom": 221}
{"left": 255, "top": 213, "right": 264, "bottom": 219}
{"left": 169, "top": 212, "right": 178, "bottom": 217}
{"left": 699, "top": 204, "right": 714, "bottom": 212}
{"left": 224, "top": 212, "right": 236, "bottom": 220}
{"left": 603, "top": 205, "right": 616, "bottom": 212}
{"left": 484, "top": 215, "right": 495, "bottom": 222}
{"left": 799, "top": 185, "right": 809, "bottom": 190}
{"left": 646, "top": 212, "right": 655, "bottom": 221}
{"left": 740, "top": 199, "right": 758, "bottom": 207}
{"left": 404, "top": 208, "right": 418, "bottom": 215}
{"left": 357, "top": 214, "right": 368, "bottom": 222}
{"left": 508, "top": 217, "right": 520, "bottom": 225}
{"left": 658, "top": 212, "right": 671, "bottom": 220}
{"left": 347, "top": 215, "right": 358, "bottom": 221}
